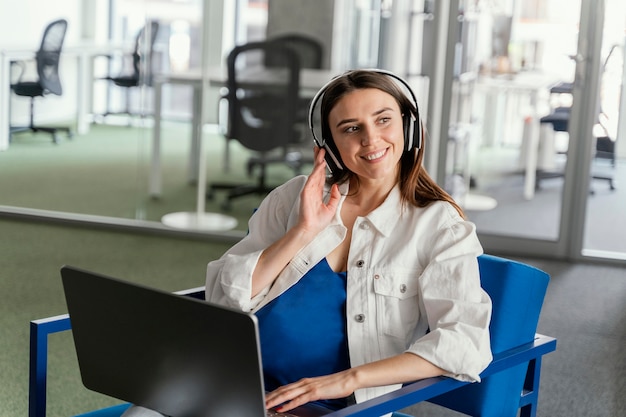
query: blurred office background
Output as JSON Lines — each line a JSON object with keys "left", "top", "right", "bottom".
{"left": 1, "top": 2, "right": 625, "bottom": 417}
{"left": 1, "top": 0, "right": 625, "bottom": 264}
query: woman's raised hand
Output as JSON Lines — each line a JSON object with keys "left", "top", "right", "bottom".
{"left": 297, "top": 147, "right": 341, "bottom": 236}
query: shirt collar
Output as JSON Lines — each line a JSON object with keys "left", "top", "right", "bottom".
{"left": 364, "top": 184, "right": 403, "bottom": 237}
{"left": 327, "top": 181, "right": 404, "bottom": 237}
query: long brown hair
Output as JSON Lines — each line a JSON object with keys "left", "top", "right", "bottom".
{"left": 319, "top": 70, "right": 465, "bottom": 218}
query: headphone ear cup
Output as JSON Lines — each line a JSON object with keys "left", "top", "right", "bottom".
{"left": 413, "top": 118, "right": 422, "bottom": 150}
{"left": 403, "top": 114, "right": 413, "bottom": 151}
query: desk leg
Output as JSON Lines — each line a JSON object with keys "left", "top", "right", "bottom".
{"left": 76, "top": 53, "right": 87, "bottom": 134}
{"left": 76, "top": 53, "right": 96, "bottom": 135}
{"left": 0, "top": 54, "right": 10, "bottom": 151}
{"left": 188, "top": 84, "right": 202, "bottom": 184}
{"left": 523, "top": 114, "right": 540, "bottom": 200}
{"left": 159, "top": 79, "right": 237, "bottom": 232}
{"left": 149, "top": 81, "right": 163, "bottom": 197}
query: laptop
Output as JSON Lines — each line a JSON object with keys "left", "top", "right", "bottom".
{"left": 60, "top": 265, "right": 330, "bottom": 417}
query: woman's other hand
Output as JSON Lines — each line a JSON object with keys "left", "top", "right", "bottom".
{"left": 265, "top": 370, "right": 357, "bottom": 413}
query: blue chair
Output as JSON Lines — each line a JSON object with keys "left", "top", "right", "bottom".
{"left": 29, "top": 255, "right": 556, "bottom": 417}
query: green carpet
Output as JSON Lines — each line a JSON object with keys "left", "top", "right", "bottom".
{"left": 0, "top": 217, "right": 233, "bottom": 417}
{"left": 0, "top": 122, "right": 310, "bottom": 233}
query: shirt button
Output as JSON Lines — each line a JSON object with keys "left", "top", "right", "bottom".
{"left": 374, "top": 274, "right": 380, "bottom": 279}
{"left": 355, "top": 314, "right": 365, "bottom": 323}
{"left": 356, "top": 260, "right": 365, "bottom": 267}
{"left": 399, "top": 284, "right": 407, "bottom": 293}
{"left": 360, "top": 222, "right": 370, "bottom": 230}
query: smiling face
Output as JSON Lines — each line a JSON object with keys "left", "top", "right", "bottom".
{"left": 327, "top": 88, "right": 405, "bottom": 187}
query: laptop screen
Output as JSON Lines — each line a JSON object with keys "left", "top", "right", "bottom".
{"left": 61, "top": 265, "right": 266, "bottom": 417}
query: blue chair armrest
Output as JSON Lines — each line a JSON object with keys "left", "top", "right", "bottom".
{"left": 323, "top": 334, "right": 556, "bottom": 417}
{"left": 29, "top": 314, "right": 72, "bottom": 417}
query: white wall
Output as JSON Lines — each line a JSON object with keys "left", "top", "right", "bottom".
{"left": 1, "top": 0, "right": 87, "bottom": 126}
{"left": 266, "top": 0, "right": 335, "bottom": 69}
{"left": 0, "top": 0, "right": 82, "bottom": 48}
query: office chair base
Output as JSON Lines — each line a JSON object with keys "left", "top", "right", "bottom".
{"left": 207, "top": 183, "right": 276, "bottom": 211}
{"left": 534, "top": 170, "right": 564, "bottom": 190}
{"left": 590, "top": 175, "right": 616, "bottom": 194}
{"left": 10, "top": 125, "right": 73, "bottom": 144}
{"left": 207, "top": 151, "right": 312, "bottom": 211}
{"left": 535, "top": 169, "right": 615, "bottom": 194}
{"left": 93, "top": 110, "right": 155, "bottom": 128}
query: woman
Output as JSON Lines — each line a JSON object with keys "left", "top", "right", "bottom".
{"left": 205, "top": 69, "right": 492, "bottom": 414}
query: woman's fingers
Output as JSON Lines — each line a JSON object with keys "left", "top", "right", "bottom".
{"left": 265, "top": 379, "right": 319, "bottom": 412}
{"left": 265, "top": 372, "right": 356, "bottom": 413}
{"left": 295, "top": 147, "right": 340, "bottom": 235}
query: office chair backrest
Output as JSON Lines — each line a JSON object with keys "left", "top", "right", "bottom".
{"left": 428, "top": 254, "right": 550, "bottom": 417}
{"left": 132, "top": 21, "right": 160, "bottom": 86}
{"left": 267, "top": 33, "right": 323, "bottom": 69}
{"left": 226, "top": 40, "right": 301, "bottom": 153}
{"left": 36, "top": 19, "right": 68, "bottom": 96}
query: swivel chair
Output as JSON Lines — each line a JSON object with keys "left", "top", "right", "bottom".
{"left": 267, "top": 33, "right": 323, "bottom": 124}
{"left": 221, "top": 34, "right": 323, "bottom": 171}
{"left": 537, "top": 81, "right": 616, "bottom": 192}
{"left": 98, "top": 21, "right": 159, "bottom": 121}
{"left": 10, "top": 19, "right": 73, "bottom": 144}
{"left": 208, "top": 40, "right": 313, "bottom": 210}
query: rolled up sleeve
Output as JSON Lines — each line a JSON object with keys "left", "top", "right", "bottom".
{"left": 205, "top": 176, "right": 307, "bottom": 311}
{"left": 408, "top": 221, "right": 492, "bottom": 382}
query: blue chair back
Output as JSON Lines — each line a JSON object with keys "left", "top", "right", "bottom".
{"left": 428, "top": 254, "right": 550, "bottom": 417}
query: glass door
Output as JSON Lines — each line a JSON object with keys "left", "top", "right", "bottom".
{"left": 433, "top": 0, "right": 622, "bottom": 262}
{"left": 453, "top": 0, "right": 579, "bottom": 244}
{"left": 582, "top": 0, "right": 626, "bottom": 260}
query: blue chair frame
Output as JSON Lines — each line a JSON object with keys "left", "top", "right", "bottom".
{"left": 29, "top": 256, "right": 556, "bottom": 417}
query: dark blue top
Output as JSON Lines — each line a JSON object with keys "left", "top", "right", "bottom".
{"left": 256, "top": 258, "right": 350, "bottom": 410}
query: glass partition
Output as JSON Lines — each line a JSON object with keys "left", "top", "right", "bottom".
{"left": 0, "top": 0, "right": 200, "bottom": 220}
{"left": 442, "top": 0, "right": 581, "bottom": 241}
{"left": 582, "top": 0, "right": 626, "bottom": 258}
{"left": 2, "top": 0, "right": 625, "bottom": 263}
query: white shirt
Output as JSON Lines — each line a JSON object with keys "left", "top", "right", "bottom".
{"left": 205, "top": 175, "right": 492, "bottom": 404}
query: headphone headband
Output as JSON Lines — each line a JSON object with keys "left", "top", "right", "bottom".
{"left": 308, "top": 69, "right": 422, "bottom": 173}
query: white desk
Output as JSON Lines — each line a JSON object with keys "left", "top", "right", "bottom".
{"left": 0, "top": 48, "right": 33, "bottom": 150}
{"left": 475, "top": 71, "right": 561, "bottom": 200}
{"left": 149, "top": 67, "right": 337, "bottom": 198}
{"left": 0, "top": 42, "right": 128, "bottom": 151}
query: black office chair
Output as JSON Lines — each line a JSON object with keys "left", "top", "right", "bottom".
{"left": 267, "top": 33, "right": 323, "bottom": 121}
{"left": 98, "top": 21, "right": 159, "bottom": 120}
{"left": 10, "top": 19, "right": 72, "bottom": 144}
{"left": 266, "top": 33, "right": 323, "bottom": 70}
{"left": 536, "top": 78, "right": 616, "bottom": 192}
{"left": 208, "top": 41, "right": 313, "bottom": 210}
{"left": 221, "top": 34, "right": 323, "bottom": 171}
